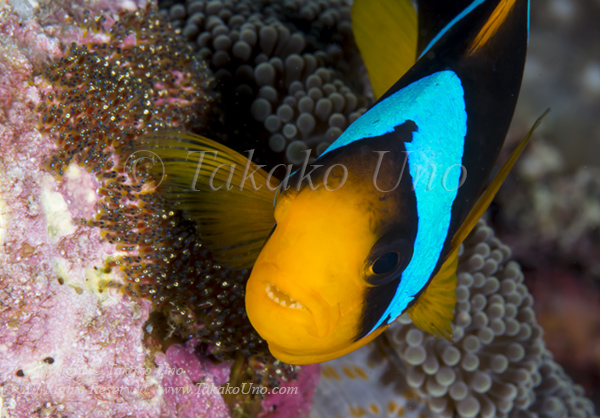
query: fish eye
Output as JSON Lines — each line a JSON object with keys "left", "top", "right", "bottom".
{"left": 365, "top": 231, "right": 414, "bottom": 286}
{"left": 372, "top": 252, "right": 400, "bottom": 275}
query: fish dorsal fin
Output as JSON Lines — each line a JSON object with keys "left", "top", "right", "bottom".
{"left": 137, "top": 132, "right": 277, "bottom": 270}
{"left": 351, "top": 0, "right": 417, "bottom": 99}
{"left": 407, "top": 247, "right": 458, "bottom": 340}
{"left": 415, "top": 0, "right": 475, "bottom": 55}
{"left": 468, "top": 0, "right": 519, "bottom": 56}
{"left": 449, "top": 108, "right": 550, "bottom": 253}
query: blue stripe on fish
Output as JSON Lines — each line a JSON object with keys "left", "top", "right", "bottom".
{"left": 320, "top": 71, "right": 467, "bottom": 335}
{"left": 527, "top": 0, "right": 530, "bottom": 41}
{"left": 419, "top": 0, "right": 487, "bottom": 58}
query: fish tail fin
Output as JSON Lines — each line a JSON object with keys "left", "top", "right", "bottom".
{"left": 132, "top": 131, "right": 277, "bottom": 269}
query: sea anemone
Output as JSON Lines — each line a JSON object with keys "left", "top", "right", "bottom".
{"left": 158, "top": 0, "right": 370, "bottom": 166}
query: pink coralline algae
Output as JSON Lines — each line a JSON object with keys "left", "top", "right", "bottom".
{"left": 0, "top": 4, "right": 203, "bottom": 417}
{"left": 157, "top": 339, "right": 232, "bottom": 418}
{"left": 259, "top": 364, "right": 320, "bottom": 418}
{"left": 0, "top": 2, "right": 318, "bottom": 418}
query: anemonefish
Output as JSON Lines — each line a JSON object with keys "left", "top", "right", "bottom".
{"left": 138, "top": 0, "right": 547, "bottom": 364}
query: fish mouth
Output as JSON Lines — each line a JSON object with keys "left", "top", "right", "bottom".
{"left": 248, "top": 262, "right": 340, "bottom": 339}
{"left": 261, "top": 278, "right": 339, "bottom": 338}
{"left": 265, "top": 282, "right": 307, "bottom": 310}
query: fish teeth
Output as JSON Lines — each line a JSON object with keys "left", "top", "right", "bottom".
{"left": 265, "top": 283, "right": 306, "bottom": 310}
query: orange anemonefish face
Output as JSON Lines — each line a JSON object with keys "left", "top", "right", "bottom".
{"left": 245, "top": 187, "right": 377, "bottom": 364}
{"left": 245, "top": 159, "right": 416, "bottom": 364}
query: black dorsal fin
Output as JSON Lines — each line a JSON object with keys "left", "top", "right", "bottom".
{"left": 415, "top": 0, "right": 476, "bottom": 55}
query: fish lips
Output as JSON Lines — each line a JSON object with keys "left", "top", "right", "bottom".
{"left": 245, "top": 262, "right": 341, "bottom": 344}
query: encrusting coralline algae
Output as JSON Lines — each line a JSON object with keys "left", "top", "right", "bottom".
{"left": 0, "top": 2, "right": 235, "bottom": 417}
{"left": 0, "top": 1, "right": 318, "bottom": 417}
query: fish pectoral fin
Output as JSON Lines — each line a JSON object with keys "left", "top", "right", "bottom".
{"left": 136, "top": 131, "right": 277, "bottom": 270}
{"left": 407, "top": 249, "right": 458, "bottom": 340}
{"left": 351, "top": 0, "right": 417, "bottom": 100}
{"left": 449, "top": 108, "right": 551, "bottom": 253}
